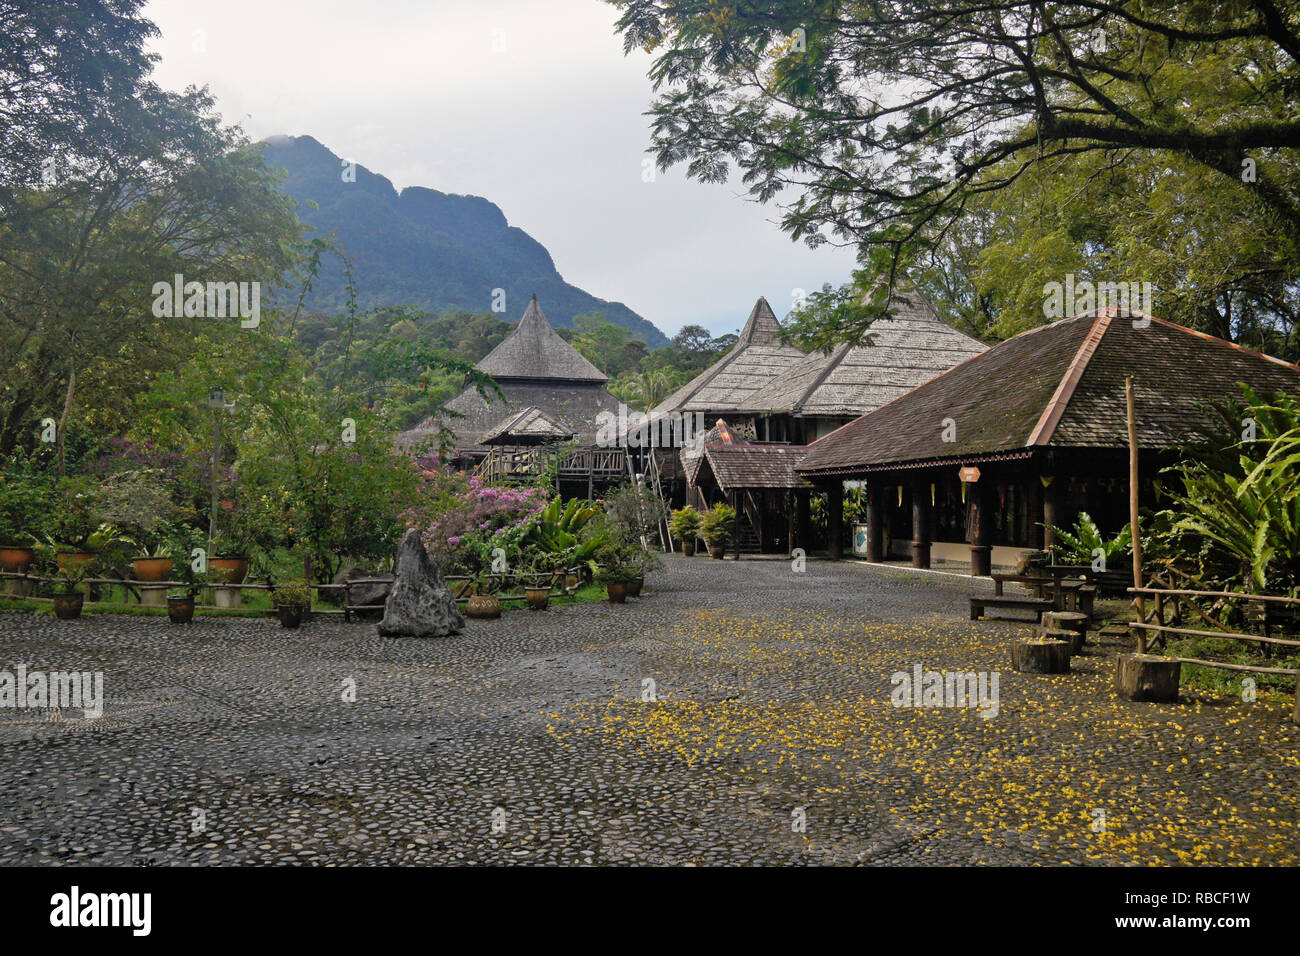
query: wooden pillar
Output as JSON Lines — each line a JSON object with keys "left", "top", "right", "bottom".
{"left": 865, "top": 483, "right": 883, "bottom": 563}
{"left": 731, "top": 489, "right": 741, "bottom": 561}
{"left": 1042, "top": 477, "right": 1059, "bottom": 554}
{"left": 970, "top": 481, "right": 993, "bottom": 577}
{"left": 911, "top": 481, "right": 931, "bottom": 569}
{"left": 827, "top": 481, "right": 844, "bottom": 560}
{"left": 795, "top": 488, "right": 811, "bottom": 553}
{"left": 1027, "top": 474, "right": 1045, "bottom": 550}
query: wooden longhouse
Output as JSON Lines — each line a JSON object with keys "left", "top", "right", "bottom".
{"left": 796, "top": 307, "right": 1300, "bottom": 574}
{"left": 396, "top": 295, "right": 628, "bottom": 494}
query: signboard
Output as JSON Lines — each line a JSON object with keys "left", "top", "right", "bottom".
{"left": 852, "top": 523, "right": 871, "bottom": 556}
{"left": 959, "top": 466, "right": 981, "bottom": 483}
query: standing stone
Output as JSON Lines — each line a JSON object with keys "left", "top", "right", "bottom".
{"left": 378, "top": 529, "right": 464, "bottom": 638}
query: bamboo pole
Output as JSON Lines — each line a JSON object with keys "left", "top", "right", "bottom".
{"left": 1126, "top": 376, "right": 1145, "bottom": 651}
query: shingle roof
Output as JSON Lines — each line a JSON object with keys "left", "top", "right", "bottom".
{"left": 476, "top": 294, "right": 607, "bottom": 383}
{"left": 797, "top": 308, "right": 1300, "bottom": 476}
{"left": 700, "top": 443, "right": 811, "bottom": 491}
{"left": 649, "top": 298, "right": 807, "bottom": 416}
{"left": 747, "top": 286, "right": 987, "bottom": 417}
{"left": 479, "top": 406, "right": 574, "bottom": 445}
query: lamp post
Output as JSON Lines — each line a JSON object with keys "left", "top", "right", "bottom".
{"left": 207, "top": 388, "right": 235, "bottom": 544}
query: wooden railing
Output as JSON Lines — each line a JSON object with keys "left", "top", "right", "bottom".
{"left": 476, "top": 445, "right": 629, "bottom": 484}
{"left": 1127, "top": 586, "right": 1300, "bottom": 719}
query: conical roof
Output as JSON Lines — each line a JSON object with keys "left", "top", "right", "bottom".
{"left": 748, "top": 284, "right": 987, "bottom": 417}
{"left": 649, "top": 297, "right": 806, "bottom": 415}
{"left": 476, "top": 295, "right": 607, "bottom": 382}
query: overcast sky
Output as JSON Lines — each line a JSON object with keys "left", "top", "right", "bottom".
{"left": 141, "top": 0, "right": 857, "bottom": 338}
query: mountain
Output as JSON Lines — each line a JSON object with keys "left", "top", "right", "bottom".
{"left": 259, "top": 135, "right": 666, "bottom": 346}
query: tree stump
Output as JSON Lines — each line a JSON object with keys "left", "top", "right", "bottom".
{"left": 1042, "top": 626, "right": 1083, "bottom": 656}
{"left": 1115, "top": 654, "right": 1181, "bottom": 702}
{"left": 1012, "top": 639, "right": 1071, "bottom": 674}
{"left": 1042, "top": 611, "right": 1088, "bottom": 649}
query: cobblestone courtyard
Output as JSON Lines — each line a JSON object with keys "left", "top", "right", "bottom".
{"left": 1, "top": 556, "right": 1296, "bottom": 866}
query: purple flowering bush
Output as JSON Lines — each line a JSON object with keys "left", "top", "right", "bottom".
{"left": 406, "top": 469, "right": 548, "bottom": 575}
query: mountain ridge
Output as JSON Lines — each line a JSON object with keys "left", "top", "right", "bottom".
{"left": 259, "top": 135, "right": 666, "bottom": 346}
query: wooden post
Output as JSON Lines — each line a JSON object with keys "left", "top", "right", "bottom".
{"left": 1042, "top": 477, "right": 1058, "bottom": 553}
{"left": 970, "top": 482, "right": 993, "bottom": 577}
{"left": 795, "top": 489, "right": 811, "bottom": 553}
{"left": 827, "top": 481, "right": 844, "bottom": 560}
{"left": 910, "top": 481, "right": 931, "bottom": 569}
{"left": 1027, "top": 475, "right": 1045, "bottom": 551}
{"left": 731, "top": 489, "right": 742, "bottom": 561}
{"left": 866, "top": 484, "right": 882, "bottom": 562}
{"left": 1126, "top": 376, "right": 1146, "bottom": 653}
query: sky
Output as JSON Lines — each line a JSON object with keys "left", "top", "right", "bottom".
{"left": 140, "top": 0, "right": 858, "bottom": 338}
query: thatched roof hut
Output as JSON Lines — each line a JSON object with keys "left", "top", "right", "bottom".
{"left": 396, "top": 295, "right": 620, "bottom": 457}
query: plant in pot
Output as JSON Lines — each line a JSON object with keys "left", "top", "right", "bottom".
{"left": 700, "top": 503, "right": 736, "bottom": 559}
{"left": 520, "top": 555, "right": 551, "bottom": 611}
{"left": 271, "top": 582, "right": 312, "bottom": 629}
{"left": 125, "top": 527, "right": 176, "bottom": 584}
{"left": 166, "top": 542, "right": 210, "bottom": 624}
{"left": 669, "top": 507, "right": 702, "bottom": 557}
{"left": 210, "top": 517, "right": 254, "bottom": 586}
{"left": 595, "top": 543, "right": 638, "bottom": 604}
{"left": 52, "top": 565, "right": 89, "bottom": 620}
{"left": 628, "top": 546, "right": 663, "bottom": 598}
{"left": 465, "top": 571, "right": 503, "bottom": 619}
{"left": 0, "top": 471, "right": 53, "bottom": 584}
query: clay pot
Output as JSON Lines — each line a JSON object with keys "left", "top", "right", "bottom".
{"left": 53, "top": 592, "right": 83, "bottom": 620}
{"left": 276, "top": 604, "right": 304, "bottom": 629}
{"left": 708, "top": 545, "right": 725, "bottom": 559}
{"left": 210, "top": 556, "right": 249, "bottom": 585}
{"left": 132, "top": 556, "right": 174, "bottom": 583}
{"left": 57, "top": 551, "right": 96, "bottom": 574}
{"left": 606, "top": 582, "right": 629, "bottom": 604}
{"left": 681, "top": 541, "right": 695, "bottom": 557}
{"left": 466, "top": 594, "right": 502, "bottom": 619}
{"left": 166, "top": 595, "right": 195, "bottom": 624}
{"left": 0, "top": 546, "right": 35, "bottom": 574}
{"left": 525, "top": 586, "right": 550, "bottom": 611}
{"left": 628, "top": 576, "right": 644, "bottom": 598}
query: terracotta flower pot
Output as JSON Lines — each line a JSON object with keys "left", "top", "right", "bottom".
{"left": 627, "top": 576, "right": 644, "bottom": 598}
{"left": 277, "top": 604, "right": 304, "bottom": 629}
{"left": 524, "top": 586, "right": 550, "bottom": 611}
{"left": 708, "top": 544, "right": 725, "bottom": 559}
{"left": 606, "top": 582, "right": 629, "bottom": 604}
{"left": 166, "top": 595, "right": 195, "bottom": 624}
{"left": 210, "top": 556, "right": 249, "bottom": 585}
{"left": 53, "top": 592, "right": 83, "bottom": 620}
{"left": 132, "top": 556, "right": 174, "bottom": 583}
{"left": 0, "top": 546, "right": 35, "bottom": 574}
{"left": 57, "top": 551, "right": 96, "bottom": 574}
{"left": 681, "top": 541, "right": 695, "bottom": 557}
{"left": 466, "top": 594, "right": 502, "bottom": 619}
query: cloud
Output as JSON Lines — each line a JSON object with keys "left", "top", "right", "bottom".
{"left": 142, "top": 0, "right": 857, "bottom": 336}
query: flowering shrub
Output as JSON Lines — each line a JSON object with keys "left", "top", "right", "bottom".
{"left": 410, "top": 471, "right": 548, "bottom": 575}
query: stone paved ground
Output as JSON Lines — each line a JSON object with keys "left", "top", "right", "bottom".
{"left": 0, "top": 556, "right": 1296, "bottom": 866}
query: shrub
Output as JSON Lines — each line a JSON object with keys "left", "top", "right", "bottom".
{"left": 669, "top": 506, "right": 701, "bottom": 540}
{"left": 700, "top": 503, "right": 736, "bottom": 547}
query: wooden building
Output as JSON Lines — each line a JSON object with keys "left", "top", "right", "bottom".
{"left": 796, "top": 308, "right": 1300, "bottom": 574}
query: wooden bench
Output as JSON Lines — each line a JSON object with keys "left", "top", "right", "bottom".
{"left": 991, "top": 573, "right": 1053, "bottom": 598}
{"left": 970, "top": 595, "right": 1054, "bottom": 622}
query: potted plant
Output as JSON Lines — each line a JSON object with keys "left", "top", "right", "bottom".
{"left": 126, "top": 527, "right": 176, "bottom": 583}
{"left": 0, "top": 473, "right": 51, "bottom": 581}
{"left": 272, "top": 582, "right": 311, "bottom": 628}
{"left": 669, "top": 507, "right": 701, "bottom": 557}
{"left": 210, "top": 521, "right": 253, "bottom": 585}
{"left": 627, "top": 547, "right": 662, "bottom": 598}
{"left": 595, "top": 543, "right": 638, "bottom": 603}
{"left": 465, "top": 572, "right": 503, "bottom": 619}
{"left": 52, "top": 566, "right": 89, "bottom": 620}
{"left": 700, "top": 503, "right": 736, "bottom": 559}
{"left": 166, "top": 551, "right": 208, "bottom": 624}
{"left": 521, "top": 557, "right": 551, "bottom": 611}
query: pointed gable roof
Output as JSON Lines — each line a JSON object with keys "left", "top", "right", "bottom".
{"left": 650, "top": 297, "right": 806, "bottom": 416}
{"left": 476, "top": 295, "right": 607, "bottom": 383}
{"left": 479, "top": 406, "right": 574, "bottom": 445}
{"left": 798, "top": 307, "right": 1300, "bottom": 476}
{"left": 748, "top": 284, "right": 987, "bottom": 418}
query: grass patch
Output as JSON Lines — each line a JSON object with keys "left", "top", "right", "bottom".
{"left": 1167, "top": 633, "right": 1299, "bottom": 696}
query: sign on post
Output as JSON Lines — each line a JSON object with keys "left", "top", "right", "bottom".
{"left": 959, "top": 466, "right": 981, "bottom": 483}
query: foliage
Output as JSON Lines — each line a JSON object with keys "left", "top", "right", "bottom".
{"left": 525, "top": 497, "right": 608, "bottom": 567}
{"left": 0, "top": 465, "right": 56, "bottom": 543}
{"left": 700, "top": 503, "right": 736, "bottom": 547}
{"left": 1046, "top": 512, "right": 1133, "bottom": 567}
{"left": 669, "top": 506, "right": 701, "bottom": 540}
{"left": 271, "top": 582, "right": 311, "bottom": 607}
{"left": 413, "top": 471, "right": 548, "bottom": 576}
{"left": 602, "top": 484, "right": 669, "bottom": 547}
{"left": 594, "top": 541, "right": 639, "bottom": 584}
{"left": 1158, "top": 387, "right": 1300, "bottom": 592}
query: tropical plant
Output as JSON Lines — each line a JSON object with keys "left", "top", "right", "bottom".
{"left": 1045, "top": 512, "right": 1132, "bottom": 569}
{"left": 669, "top": 506, "right": 701, "bottom": 541}
{"left": 594, "top": 541, "right": 639, "bottom": 584}
{"left": 271, "top": 582, "right": 311, "bottom": 607}
{"left": 525, "top": 497, "right": 607, "bottom": 566}
{"left": 700, "top": 503, "right": 736, "bottom": 548}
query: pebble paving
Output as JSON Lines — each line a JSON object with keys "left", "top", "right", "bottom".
{"left": 0, "top": 556, "right": 1296, "bottom": 866}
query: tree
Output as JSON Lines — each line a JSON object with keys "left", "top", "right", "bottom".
{"left": 612, "top": 0, "right": 1300, "bottom": 343}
